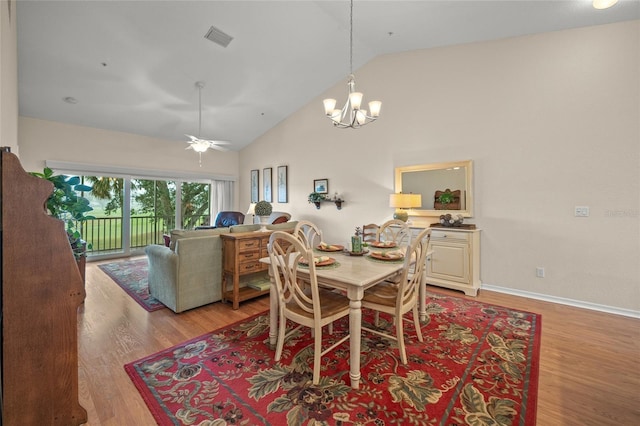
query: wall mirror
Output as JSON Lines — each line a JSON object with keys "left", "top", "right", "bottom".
{"left": 394, "top": 160, "right": 474, "bottom": 217}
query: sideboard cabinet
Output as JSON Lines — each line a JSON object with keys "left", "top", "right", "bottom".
{"left": 220, "top": 231, "right": 275, "bottom": 309}
{"left": 425, "top": 226, "right": 481, "bottom": 296}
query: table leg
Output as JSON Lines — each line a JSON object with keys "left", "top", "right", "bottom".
{"left": 347, "top": 288, "right": 364, "bottom": 390}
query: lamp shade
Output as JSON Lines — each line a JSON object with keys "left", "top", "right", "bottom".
{"left": 246, "top": 203, "right": 256, "bottom": 215}
{"left": 389, "top": 193, "right": 421, "bottom": 208}
{"left": 409, "top": 193, "right": 422, "bottom": 208}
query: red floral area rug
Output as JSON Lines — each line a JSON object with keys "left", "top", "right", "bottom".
{"left": 125, "top": 293, "right": 541, "bottom": 425}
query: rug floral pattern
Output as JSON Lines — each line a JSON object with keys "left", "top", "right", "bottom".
{"left": 125, "top": 293, "right": 540, "bottom": 425}
{"left": 99, "top": 258, "right": 165, "bottom": 312}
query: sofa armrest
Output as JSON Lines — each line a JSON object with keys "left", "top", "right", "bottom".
{"left": 145, "top": 245, "right": 178, "bottom": 307}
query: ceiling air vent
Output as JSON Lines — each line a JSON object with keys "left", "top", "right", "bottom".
{"left": 204, "top": 26, "right": 233, "bottom": 48}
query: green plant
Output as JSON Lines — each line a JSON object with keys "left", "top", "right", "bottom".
{"left": 30, "top": 167, "right": 95, "bottom": 258}
{"left": 254, "top": 200, "right": 273, "bottom": 216}
{"left": 437, "top": 191, "right": 455, "bottom": 206}
{"left": 308, "top": 192, "right": 326, "bottom": 203}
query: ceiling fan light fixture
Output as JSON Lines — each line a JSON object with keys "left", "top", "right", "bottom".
{"left": 190, "top": 140, "right": 210, "bottom": 153}
{"left": 184, "top": 81, "right": 231, "bottom": 166}
{"left": 593, "top": 0, "right": 618, "bottom": 9}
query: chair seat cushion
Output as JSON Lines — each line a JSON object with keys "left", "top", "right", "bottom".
{"left": 285, "top": 288, "right": 350, "bottom": 319}
{"left": 363, "top": 282, "right": 399, "bottom": 307}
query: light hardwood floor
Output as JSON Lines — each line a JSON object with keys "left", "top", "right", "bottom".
{"left": 79, "top": 259, "right": 640, "bottom": 425}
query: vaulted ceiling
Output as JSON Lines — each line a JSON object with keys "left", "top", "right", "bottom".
{"left": 16, "top": 1, "right": 639, "bottom": 151}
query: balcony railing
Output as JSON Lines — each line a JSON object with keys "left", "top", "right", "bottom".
{"left": 76, "top": 215, "right": 209, "bottom": 255}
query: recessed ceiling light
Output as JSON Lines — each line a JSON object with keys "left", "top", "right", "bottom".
{"left": 63, "top": 97, "right": 78, "bottom": 104}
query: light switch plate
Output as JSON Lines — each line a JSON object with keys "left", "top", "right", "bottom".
{"left": 574, "top": 206, "right": 589, "bottom": 217}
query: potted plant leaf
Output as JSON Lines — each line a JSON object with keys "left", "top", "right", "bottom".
{"left": 254, "top": 200, "right": 272, "bottom": 231}
{"left": 30, "top": 167, "right": 95, "bottom": 281}
{"left": 437, "top": 190, "right": 456, "bottom": 209}
{"left": 308, "top": 192, "right": 326, "bottom": 209}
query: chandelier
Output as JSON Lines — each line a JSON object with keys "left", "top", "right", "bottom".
{"left": 322, "top": 0, "right": 381, "bottom": 128}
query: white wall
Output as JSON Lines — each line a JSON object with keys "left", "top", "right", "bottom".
{"left": 240, "top": 21, "right": 640, "bottom": 313}
{"left": 18, "top": 117, "right": 242, "bottom": 214}
{"left": 1, "top": 0, "right": 18, "bottom": 154}
{"left": 19, "top": 116, "right": 239, "bottom": 173}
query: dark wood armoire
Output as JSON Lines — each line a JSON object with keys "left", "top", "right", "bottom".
{"left": 0, "top": 148, "right": 87, "bottom": 425}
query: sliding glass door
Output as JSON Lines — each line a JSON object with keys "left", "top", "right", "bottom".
{"left": 73, "top": 175, "right": 220, "bottom": 259}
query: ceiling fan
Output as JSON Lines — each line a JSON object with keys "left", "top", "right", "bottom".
{"left": 185, "top": 81, "right": 230, "bottom": 166}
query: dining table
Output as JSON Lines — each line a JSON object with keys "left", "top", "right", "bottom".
{"left": 260, "top": 248, "right": 409, "bottom": 390}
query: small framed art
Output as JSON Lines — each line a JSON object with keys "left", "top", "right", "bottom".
{"left": 250, "top": 169, "right": 259, "bottom": 203}
{"left": 263, "top": 167, "right": 272, "bottom": 202}
{"left": 277, "top": 165, "right": 288, "bottom": 203}
{"left": 313, "top": 178, "right": 328, "bottom": 194}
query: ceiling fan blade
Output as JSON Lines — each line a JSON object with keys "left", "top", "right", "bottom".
{"left": 200, "top": 139, "right": 231, "bottom": 145}
{"left": 208, "top": 144, "right": 229, "bottom": 152}
{"left": 185, "top": 134, "right": 199, "bottom": 142}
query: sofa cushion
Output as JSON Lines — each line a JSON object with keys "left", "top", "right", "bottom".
{"left": 267, "top": 220, "right": 297, "bottom": 231}
{"left": 169, "top": 227, "right": 230, "bottom": 250}
{"left": 229, "top": 224, "right": 260, "bottom": 233}
{"left": 271, "top": 215, "right": 289, "bottom": 224}
{"left": 229, "top": 221, "right": 297, "bottom": 234}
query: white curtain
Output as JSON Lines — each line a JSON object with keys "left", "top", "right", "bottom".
{"left": 211, "top": 180, "right": 234, "bottom": 218}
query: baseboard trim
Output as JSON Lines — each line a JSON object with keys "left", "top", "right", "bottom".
{"left": 481, "top": 284, "right": 640, "bottom": 319}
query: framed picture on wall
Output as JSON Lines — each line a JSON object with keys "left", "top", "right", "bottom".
{"left": 313, "top": 178, "right": 328, "bottom": 194}
{"left": 250, "top": 169, "right": 259, "bottom": 203}
{"left": 277, "top": 165, "right": 288, "bottom": 203}
{"left": 263, "top": 167, "right": 272, "bottom": 202}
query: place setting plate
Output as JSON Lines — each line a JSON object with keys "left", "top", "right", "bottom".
{"left": 369, "top": 241, "right": 397, "bottom": 249}
{"left": 298, "top": 256, "right": 336, "bottom": 267}
{"left": 368, "top": 250, "right": 405, "bottom": 262}
{"left": 316, "top": 243, "right": 345, "bottom": 252}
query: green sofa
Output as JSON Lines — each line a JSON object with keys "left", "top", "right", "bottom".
{"left": 145, "top": 221, "right": 297, "bottom": 313}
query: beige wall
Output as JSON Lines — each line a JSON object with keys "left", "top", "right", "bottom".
{"left": 19, "top": 117, "right": 239, "bottom": 177}
{"left": 1, "top": 0, "right": 18, "bottom": 154}
{"left": 241, "top": 21, "right": 640, "bottom": 313}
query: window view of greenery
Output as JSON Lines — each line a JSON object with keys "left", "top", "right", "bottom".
{"left": 77, "top": 176, "right": 211, "bottom": 256}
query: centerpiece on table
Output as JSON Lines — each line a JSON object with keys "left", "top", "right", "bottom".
{"left": 254, "top": 200, "right": 272, "bottom": 231}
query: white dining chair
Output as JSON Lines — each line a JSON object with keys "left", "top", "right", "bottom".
{"left": 361, "top": 228, "right": 432, "bottom": 364}
{"left": 293, "top": 220, "right": 324, "bottom": 249}
{"left": 377, "top": 219, "right": 411, "bottom": 246}
{"left": 267, "top": 231, "right": 351, "bottom": 384}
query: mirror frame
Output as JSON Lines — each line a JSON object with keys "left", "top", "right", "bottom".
{"left": 394, "top": 160, "right": 474, "bottom": 218}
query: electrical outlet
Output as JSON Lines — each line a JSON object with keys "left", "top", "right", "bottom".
{"left": 575, "top": 206, "right": 590, "bottom": 217}
{"left": 536, "top": 267, "right": 545, "bottom": 278}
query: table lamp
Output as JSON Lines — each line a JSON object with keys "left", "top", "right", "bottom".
{"left": 389, "top": 193, "right": 422, "bottom": 222}
{"left": 246, "top": 203, "right": 256, "bottom": 224}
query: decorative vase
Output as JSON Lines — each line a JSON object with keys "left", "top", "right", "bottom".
{"left": 258, "top": 215, "right": 270, "bottom": 232}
